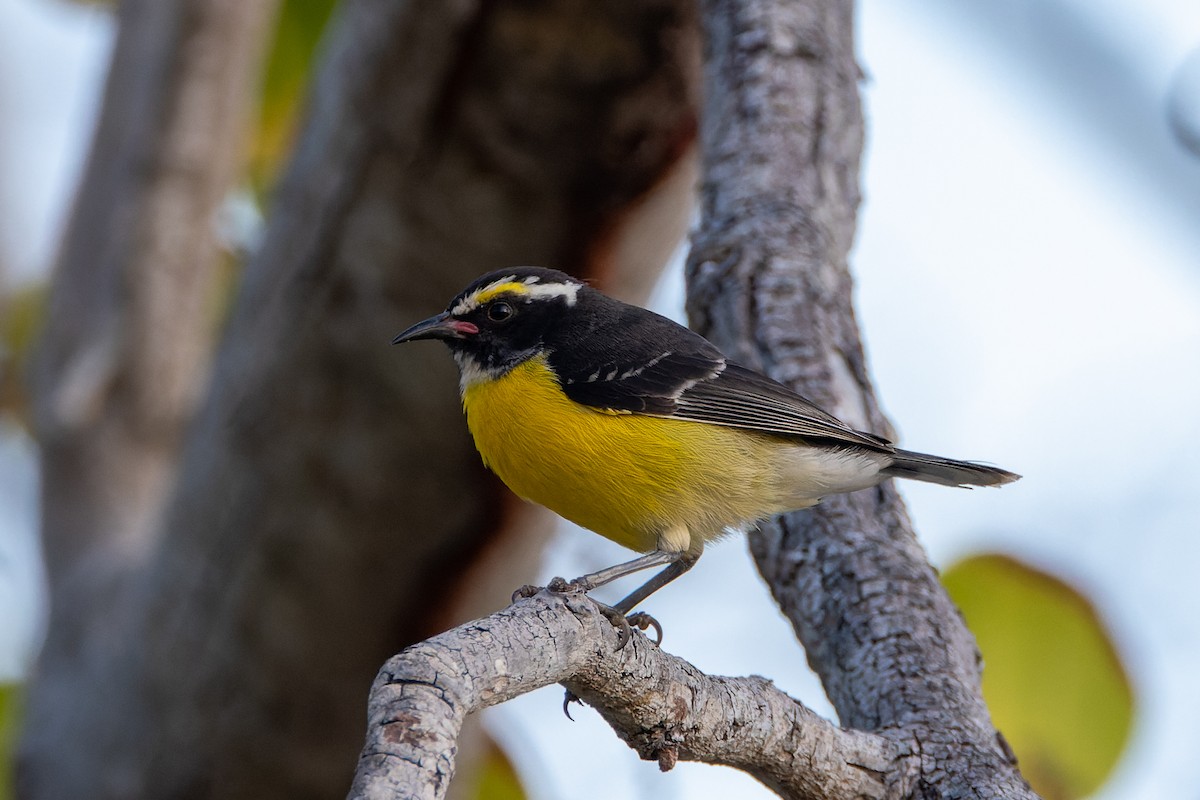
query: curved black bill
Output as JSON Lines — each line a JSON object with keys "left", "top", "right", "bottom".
{"left": 392, "top": 312, "right": 475, "bottom": 344}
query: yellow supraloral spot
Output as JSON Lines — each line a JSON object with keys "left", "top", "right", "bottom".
{"left": 472, "top": 281, "right": 529, "bottom": 306}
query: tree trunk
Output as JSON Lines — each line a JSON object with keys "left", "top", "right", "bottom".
{"left": 31, "top": 0, "right": 279, "bottom": 583}
{"left": 25, "top": 0, "right": 280, "bottom": 789}
{"left": 19, "top": 0, "right": 698, "bottom": 798}
{"left": 687, "top": 0, "right": 1035, "bottom": 795}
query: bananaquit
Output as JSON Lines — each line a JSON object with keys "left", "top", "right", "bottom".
{"left": 394, "top": 267, "right": 1018, "bottom": 624}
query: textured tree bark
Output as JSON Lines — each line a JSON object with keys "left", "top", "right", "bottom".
{"left": 687, "top": 0, "right": 1036, "bottom": 796}
{"left": 23, "top": 0, "right": 280, "bottom": 791}
{"left": 351, "top": 591, "right": 894, "bottom": 800}
{"left": 19, "top": 0, "right": 699, "bottom": 798}
{"left": 30, "top": 0, "right": 280, "bottom": 582}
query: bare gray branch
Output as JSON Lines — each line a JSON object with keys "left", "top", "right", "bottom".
{"left": 350, "top": 591, "right": 896, "bottom": 800}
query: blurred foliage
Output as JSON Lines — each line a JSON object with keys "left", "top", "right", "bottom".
{"left": 0, "top": 283, "right": 46, "bottom": 427}
{"left": 0, "top": 683, "right": 22, "bottom": 800}
{"left": 57, "top": 0, "right": 340, "bottom": 195}
{"left": 943, "top": 553, "right": 1135, "bottom": 800}
{"left": 464, "top": 736, "right": 527, "bottom": 800}
{"left": 248, "top": 0, "right": 340, "bottom": 194}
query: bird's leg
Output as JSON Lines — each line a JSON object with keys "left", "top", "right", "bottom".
{"left": 534, "top": 550, "right": 681, "bottom": 658}
{"left": 544, "top": 536, "right": 702, "bottom": 662}
{"left": 614, "top": 552, "right": 699, "bottom": 645}
{"left": 556, "top": 549, "right": 699, "bottom": 713}
{"left": 614, "top": 553, "right": 698, "bottom": 615}
{"left": 553, "top": 549, "right": 679, "bottom": 593}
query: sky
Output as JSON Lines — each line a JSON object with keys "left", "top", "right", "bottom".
{"left": 2, "top": 0, "right": 1199, "bottom": 798}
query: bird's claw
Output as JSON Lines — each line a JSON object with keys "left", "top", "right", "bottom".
{"left": 593, "top": 601, "right": 635, "bottom": 649}
{"left": 514, "top": 578, "right": 584, "bottom": 604}
{"left": 562, "top": 689, "right": 583, "bottom": 720}
{"left": 626, "top": 611, "right": 663, "bottom": 645}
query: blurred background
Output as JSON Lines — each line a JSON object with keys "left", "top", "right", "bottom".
{"left": 1, "top": 0, "right": 1198, "bottom": 798}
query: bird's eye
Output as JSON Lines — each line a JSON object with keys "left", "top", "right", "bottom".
{"left": 487, "top": 301, "right": 515, "bottom": 322}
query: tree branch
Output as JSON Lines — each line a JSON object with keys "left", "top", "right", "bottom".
{"left": 688, "top": 0, "right": 1036, "bottom": 795}
{"left": 350, "top": 594, "right": 896, "bottom": 800}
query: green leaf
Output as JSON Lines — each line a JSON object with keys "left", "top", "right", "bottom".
{"left": 942, "top": 553, "right": 1135, "bottom": 800}
{"left": 249, "top": 0, "right": 341, "bottom": 193}
{"left": 0, "top": 683, "right": 23, "bottom": 800}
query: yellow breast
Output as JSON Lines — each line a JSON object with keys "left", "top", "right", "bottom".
{"left": 460, "top": 355, "right": 784, "bottom": 553}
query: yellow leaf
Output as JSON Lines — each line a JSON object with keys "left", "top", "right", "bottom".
{"left": 465, "top": 733, "right": 527, "bottom": 800}
{"left": 942, "top": 553, "right": 1135, "bottom": 799}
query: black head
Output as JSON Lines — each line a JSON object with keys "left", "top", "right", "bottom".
{"left": 392, "top": 267, "right": 588, "bottom": 379}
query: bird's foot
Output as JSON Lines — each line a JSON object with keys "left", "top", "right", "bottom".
{"left": 586, "top": 600, "right": 664, "bottom": 650}
{"left": 516, "top": 578, "right": 661, "bottom": 650}
{"left": 546, "top": 575, "right": 595, "bottom": 593}
{"left": 510, "top": 584, "right": 541, "bottom": 603}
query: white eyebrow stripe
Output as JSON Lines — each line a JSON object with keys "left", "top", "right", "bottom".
{"left": 523, "top": 281, "right": 581, "bottom": 305}
{"left": 450, "top": 277, "right": 580, "bottom": 315}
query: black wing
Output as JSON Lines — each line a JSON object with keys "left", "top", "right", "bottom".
{"left": 548, "top": 299, "right": 725, "bottom": 415}
{"left": 670, "top": 362, "right": 892, "bottom": 451}
{"left": 546, "top": 296, "right": 892, "bottom": 451}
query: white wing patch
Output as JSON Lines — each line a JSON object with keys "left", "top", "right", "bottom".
{"left": 620, "top": 350, "right": 673, "bottom": 380}
{"left": 669, "top": 358, "right": 727, "bottom": 400}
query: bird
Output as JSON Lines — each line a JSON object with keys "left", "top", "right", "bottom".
{"left": 393, "top": 267, "right": 1018, "bottom": 640}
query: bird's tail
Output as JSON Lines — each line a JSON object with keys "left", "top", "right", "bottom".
{"left": 882, "top": 448, "right": 1020, "bottom": 488}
